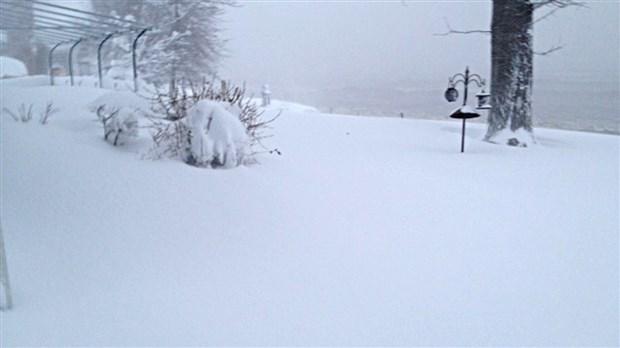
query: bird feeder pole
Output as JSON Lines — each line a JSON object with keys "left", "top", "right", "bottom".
{"left": 444, "top": 67, "right": 487, "bottom": 153}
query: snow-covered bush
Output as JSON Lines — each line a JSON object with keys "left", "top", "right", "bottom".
{"left": 0, "top": 56, "right": 28, "bottom": 78}
{"left": 90, "top": 91, "right": 150, "bottom": 146}
{"left": 146, "top": 78, "right": 278, "bottom": 166}
{"left": 94, "top": 105, "right": 139, "bottom": 146}
{"left": 180, "top": 100, "right": 249, "bottom": 168}
{"left": 151, "top": 79, "right": 278, "bottom": 150}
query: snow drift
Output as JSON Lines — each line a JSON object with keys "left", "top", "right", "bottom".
{"left": 1, "top": 78, "right": 618, "bottom": 346}
{"left": 0, "top": 56, "right": 28, "bottom": 78}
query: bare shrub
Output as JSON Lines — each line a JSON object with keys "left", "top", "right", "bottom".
{"left": 146, "top": 116, "right": 187, "bottom": 160}
{"left": 39, "top": 101, "right": 58, "bottom": 125}
{"left": 146, "top": 78, "right": 279, "bottom": 163}
{"left": 94, "top": 105, "right": 139, "bottom": 146}
{"left": 3, "top": 102, "right": 57, "bottom": 125}
{"left": 3, "top": 103, "right": 33, "bottom": 123}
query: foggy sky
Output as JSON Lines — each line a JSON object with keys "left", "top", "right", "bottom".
{"left": 220, "top": 1, "right": 619, "bottom": 91}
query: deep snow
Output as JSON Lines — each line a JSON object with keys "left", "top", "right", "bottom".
{"left": 0, "top": 57, "right": 28, "bottom": 78}
{"left": 1, "top": 78, "right": 618, "bottom": 346}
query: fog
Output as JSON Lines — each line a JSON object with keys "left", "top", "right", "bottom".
{"left": 222, "top": 1, "right": 618, "bottom": 86}
{"left": 219, "top": 1, "right": 619, "bottom": 132}
{"left": 42, "top": 0, "right": 620, "bottom": 133}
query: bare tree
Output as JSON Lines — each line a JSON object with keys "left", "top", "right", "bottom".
{"left": 439, "top": 0, "right": 581, "bottom": 146}
{"left": 90, "top": 0, "right": 234, "bottom": 88}
{"left": 140, "top": 0, "right": 234, "bottom": 89}
{"left": 485, "top": 0, "right": 581, "bottom": 146}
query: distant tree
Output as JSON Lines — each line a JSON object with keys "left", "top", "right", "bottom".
{"left": 90, "top": 0, "right": 146, "bottom": 19}
{"left": 140, "top": 0, "right": 233, "bottom": 89}
{"left": 90, "top": 0, "right": 233, "bottom": 89}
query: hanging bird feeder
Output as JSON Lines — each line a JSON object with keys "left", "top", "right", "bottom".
{"left": 476, "top": 90, "right": 491, "bottom": 110}
{"left": 444, "top": 87, "right": 459, "bottom": 103}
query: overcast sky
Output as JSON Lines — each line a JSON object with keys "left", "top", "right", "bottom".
{"left": 219, "top": 1, "right": 619, "bottom": 90}
{"left": 57, "top": 0, "right": 619, "bottom": 92}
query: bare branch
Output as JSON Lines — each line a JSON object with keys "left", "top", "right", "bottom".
{"left": 532, "top": 0, "right": 585, "bottom": 10}
{"left": 535, "top": 0, "right": 586, "bottom": 23}
{"left": 535, "top": 44, "right": 564, "bottom": 56}
{"left": 2, "top": 107, "right": 19, "bottom": 122}
{"left": 433, "top": 17, "right": 490, "bottom": 36}
{"left": 39, "top": 100, "right": 57, "bottom": 125}
{"left": 535, "top": 5, "right": 562, "bottom": 23}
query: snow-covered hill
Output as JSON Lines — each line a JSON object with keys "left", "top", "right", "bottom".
{"left": 1, "top": 78, "right": 618, "bottom": 346}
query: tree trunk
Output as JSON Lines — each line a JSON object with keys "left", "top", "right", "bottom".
{"left": 485, "top": 0, "right": 535, "bottom": 146}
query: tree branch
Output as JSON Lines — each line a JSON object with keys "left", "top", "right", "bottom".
{"left": 534, "top": 0, "right": 586, "bottom": 23}
{"left": 433, "top": 17, "right": 490, "bottom": 36}
{"left": 532, "top": 0, "right": 585, "bottom": 10}
{"left": 534, "top": 44, "right": 564, "bottom": 56}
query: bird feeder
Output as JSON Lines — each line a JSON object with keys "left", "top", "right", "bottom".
{"left": 450, "top": 106, "right": 481, "bottom": 120}
{"left": 443, "top": 67, "right": 487, "bottom": 153}
{"left": 476, "top": 90, "right": 491, "bottom": 110}
{"left": 444, "top": 87, "right": 459, "bottom": 102}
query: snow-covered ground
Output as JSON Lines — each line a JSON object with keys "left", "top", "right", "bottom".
{"left": 261, "top": 77, "right": 620, "bottom": 135}
{"left": 1, "top": 78, "right": 618, "bottom": 346}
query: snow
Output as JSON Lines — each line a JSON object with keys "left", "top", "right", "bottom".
{"left": 255, "top": 98, "right": 320, "bottom": 113}
{"left": 487, "top": 127, "right": 537, "bottom": 147}
{"left": 459, "top": 105, "right": 477, "bottom": 114}
{"left": 0, "top": 56, "right": 28, "bottom": 78}
{"left": 1, "top": 79, "right": 618, "bottom": 346}
{"left": 88, "top": 90, "right": 152, "bottom": 111}
{"left": 183, "top": 100, "right": 249, "bottom": 168}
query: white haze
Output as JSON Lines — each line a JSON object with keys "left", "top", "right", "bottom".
{"left": 219, "top": 1, "right": 619, "bottom": 133}
{"left": 53, "top": 0, "right": 620, "bottom": 133}
{"left": 222, "top": 1, "right": 618, "bottom": 86}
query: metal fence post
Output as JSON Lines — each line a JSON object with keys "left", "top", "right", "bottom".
{"left": 48, "top": 41, "right": 64, "bottom": 86}
{"left": 132, "top": 28, "right": 149, "bottom": 92}
{"left": 97, "top": 33, "right": 115, "bottom": 89}
{"left": 68, "top": 38, "right": 82, "bottom": 86}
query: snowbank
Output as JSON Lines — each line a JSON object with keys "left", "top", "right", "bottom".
{"left": 0, "top": 75, "right": 48, "bottom": 87}
{"left": 88, "top": 90, "right": 152, "bottom": 111}
{"left": 253, "top": 98, "right": 320, "bottom": 113}
{"left": 0, "top": 56, "right": 28, "bottom": 78}
{"left": 486, "top": 127, "right": 537, "bottom": 147}
{"left": 1, "top": 78, "right": 618, "bottom": 346}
